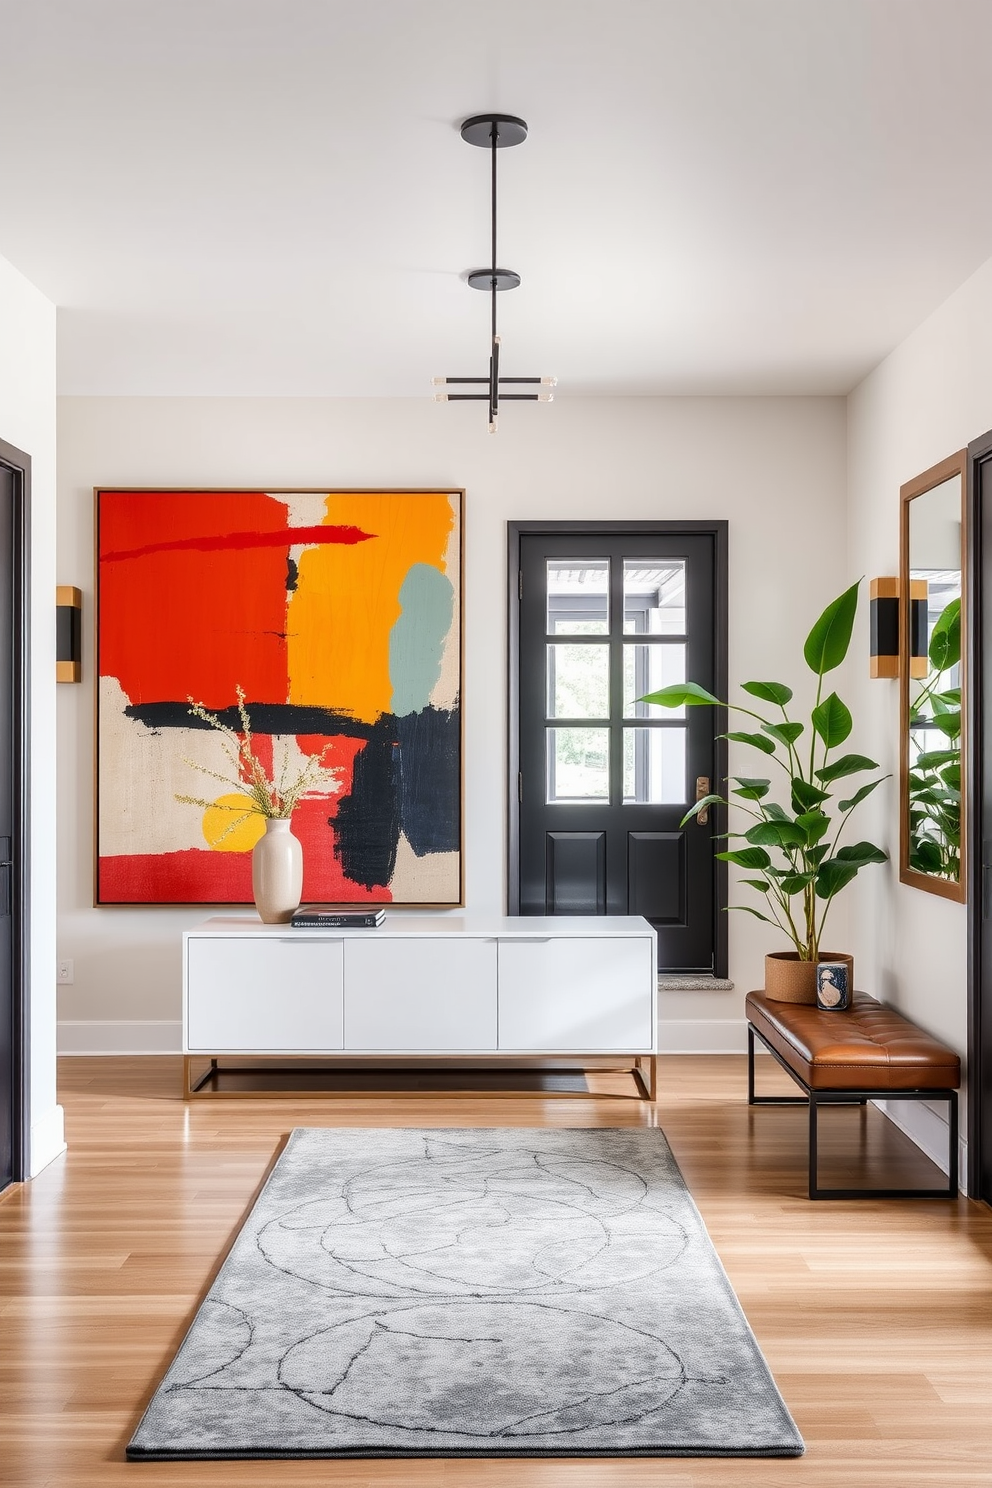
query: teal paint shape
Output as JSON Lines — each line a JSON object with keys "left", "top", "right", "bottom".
{"left": 389, "top": 563, "right": 455, "bottom": 716}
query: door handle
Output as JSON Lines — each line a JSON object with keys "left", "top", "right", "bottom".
{"left": 695, "top": 777, "right": 711, "bottom": 826}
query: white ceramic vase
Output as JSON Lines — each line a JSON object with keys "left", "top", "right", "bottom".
{"left": 252, "top": 817, "right": 303, "bottom": 924}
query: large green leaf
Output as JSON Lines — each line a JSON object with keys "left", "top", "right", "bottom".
{"left": 740, "top": 878, "right": 771, "bottom": 893}
{"left": 763, "top": 801, "right": 789, "bottom": 821}
{"left": 795, "top": 810, "right": 830, "bottom": 843}
{"left": 911, "top": 839, "right": 945, "bottom": 873}
{"left": 731, "top": 777, "right": 771, "bottom": 800}
{"left": 725, "top": 730, "right": 776, "bottom": 755}
{"left": 791, "top": 778, "right": 831, "bottom": 811}
{"left": 779, "top": 871, "right": 817, "bottom": 893}
{"left": 914, "top": 749, "right": 959, "bottom": 769}
{"left": 835, "top": 841, "right": 887, "bottom": 865}
{"left": 838, "top": 777, "right": 884, "bottom": 812}
{"left": 637, "top": 682, "right": 720, "bottom": 708}
{"left": 716, "top": 847, "right": 772, "bottom": 869}
{"left": 741, "top": 681, "right": 793, "bottom": 705}
{"left": 933, "top": 711, "right": 961, "bottom": 739}
{"left": 745, "top": 820, "right": 807, "bottom": 849}
{"left": 762, "top": 720, "right": 804, "bottom": 747}
{"left": 811, "top": 691, "right": 852, "bottom": 749}
{"left": 815, "top": 858, "right": 862, "bottom": 898}
{"left": 814, "top": 752, "right": 879, "bottom": 783}
{"left": 929, "top": 597, "right": 961, "bottom": 672}
{"left": 803, "top": 580, "right": 860, "bottom": 676}
{"left": 678, "top": 793, "right": 723, "bottom": 827}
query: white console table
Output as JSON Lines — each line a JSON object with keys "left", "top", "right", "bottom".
{"left": 183, "top": 914, "right": 658, "bottom": 1100}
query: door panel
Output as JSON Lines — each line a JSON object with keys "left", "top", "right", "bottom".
{"left": 513, "top": 527, "right": 725, "bottom": 972}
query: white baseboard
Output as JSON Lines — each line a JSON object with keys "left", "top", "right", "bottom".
{"left": 29, "top": 1104, "right": 66, "bottom": 1177}
{"left": 657, "top": 1019, "right": 749, "bottom": 1054}
{"left": 58, "top": 1020, "right": 183, "bottom": 1055}
{"left": 872, "top": 1095, "right": 966, "bottom": 1191}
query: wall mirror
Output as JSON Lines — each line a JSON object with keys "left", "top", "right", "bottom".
{"left": 900, "top": 449, "right": 966, "bottom": 901}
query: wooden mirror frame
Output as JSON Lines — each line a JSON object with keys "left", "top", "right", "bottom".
{"left": 899, "top": 449, "right": 967, "bottom": 901}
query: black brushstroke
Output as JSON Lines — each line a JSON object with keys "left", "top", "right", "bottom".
{"left": 124, "top": 700, "right": 378, "bottom": 740}
{"left": 286, "top": 555, "right": 299, "bottom": 593}
{"left": 396, "top": 707, "right": 460, "bottom": 855}
{"left": 332, "top": 716, "right": 401, "bottom": 889}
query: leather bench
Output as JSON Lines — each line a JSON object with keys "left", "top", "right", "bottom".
{"left": 745, "top": 990, "right": 960, "bottom": 1199}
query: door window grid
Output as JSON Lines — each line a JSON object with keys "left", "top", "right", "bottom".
{"left": 545, "top": 557, "right": 690, "bottom": 806}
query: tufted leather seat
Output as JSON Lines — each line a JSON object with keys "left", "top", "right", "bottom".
{"left": 745, "top": 990, "right": 961, "bottom": 1092}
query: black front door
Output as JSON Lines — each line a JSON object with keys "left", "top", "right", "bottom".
{"left": 0, "top": 461, "right": 15, "bottom": 1191}
{"left": 510, "top": 523, "right": 727, "bottom": 973}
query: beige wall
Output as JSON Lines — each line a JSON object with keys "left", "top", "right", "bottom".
{"left": 56, "top": 394, "right": 848, "bottom": 1053}
{"left": 0, "top": 252, "right": 60, "bottom": 1176}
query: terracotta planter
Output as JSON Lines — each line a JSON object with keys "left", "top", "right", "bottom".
{"left": 252, "top": 817, "right": 303, "bottom": 924}
{"left": 764, "top": 950, "right": 854, "bottom": 1005}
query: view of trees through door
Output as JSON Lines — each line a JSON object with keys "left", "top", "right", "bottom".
{"left": 509, "top": 523, "right": 727, "bottom": 974}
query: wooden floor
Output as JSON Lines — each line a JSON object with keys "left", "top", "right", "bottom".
{"left": 1, "top": 1055, "right": 991, "bottom": 1487}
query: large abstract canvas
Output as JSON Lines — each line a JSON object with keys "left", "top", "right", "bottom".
{"left": 96, "top": 489, "right": 462, "bottom": 906}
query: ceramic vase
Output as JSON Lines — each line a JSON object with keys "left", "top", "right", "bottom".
{"left": 764, "top": 950, "right": 854, "bottom": 1005}
{"left": 252, "top": 817, "right": 303, "bottom": 924}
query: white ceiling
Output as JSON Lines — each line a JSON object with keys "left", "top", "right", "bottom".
{"left": 3, "top": 0, "right": 992, "bottom": 398}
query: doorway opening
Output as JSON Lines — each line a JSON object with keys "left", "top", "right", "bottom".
{"left": 0, "top": 436, "right": 30, "bottom": 1192}
{"left": 508, "top": 521, "right": 728, "bottom": 975}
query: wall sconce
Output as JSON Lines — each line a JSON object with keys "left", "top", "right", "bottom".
{"left": 57, "top": 586, "right": 81, "bottom": 683}
{"left": 869, "top": 577, "right": 898, "bottom": 678}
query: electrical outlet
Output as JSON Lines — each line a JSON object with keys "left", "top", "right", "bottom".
{"left": 57, "top": 959, "right": 74, "bottom": 984}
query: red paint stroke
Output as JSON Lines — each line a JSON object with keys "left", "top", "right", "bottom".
{"left": 100, "top": 491, "right": 291, "bottom": 707}
{"left": 102, "top": 525, "right": 374, "bottom": 563}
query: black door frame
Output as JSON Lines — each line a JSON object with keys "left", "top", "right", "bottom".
{"left": 0, "top": 436, "right": 30, "bottom": 1187}
{"left": 507, "top": 519, "right": 729, "bottom": 977}
{"left": 967, "top": 428, "right": 992, "bottom": 1204}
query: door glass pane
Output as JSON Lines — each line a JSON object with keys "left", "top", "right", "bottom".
{"left": 624, "top": 643, "right": 686, "bottom": 718}
{"left": 547, "top": 559, "right": 609, "bottom": 635}
{"left": 547, "top": 644, "right": 609, "bottom": 719}
{"left": 623, "top": 727, "right": 687, "bottom": 804}
{"left": 547, "top": 727, "right": 610, "bottom": 803}
{"left": 623, "top": 559, "right": 686, "bottom": 635}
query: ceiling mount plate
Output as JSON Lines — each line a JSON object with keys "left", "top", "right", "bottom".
{"left": 467, "top": 268, "right": 521, "bottom": 291}
{"left": 460, "top": 113, "right": 528, "bottom": 149}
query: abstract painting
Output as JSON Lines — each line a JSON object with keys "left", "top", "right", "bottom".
{"left": 96, "top": 489, "right": 462, "bottom": 905}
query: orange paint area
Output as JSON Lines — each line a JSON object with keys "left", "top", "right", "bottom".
{"left": 287, "top": 492, "right": 456, "bottom": 723}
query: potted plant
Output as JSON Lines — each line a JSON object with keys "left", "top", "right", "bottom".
{"left": 177, "top": 686, "right": 341, "bottom": 923}
{"left": 639, "top": 580, "right": 888, "bottom": 1002}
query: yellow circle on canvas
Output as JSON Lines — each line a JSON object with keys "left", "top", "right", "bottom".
{"left": 202, "top": 794, "right": 266, "bottom": 852}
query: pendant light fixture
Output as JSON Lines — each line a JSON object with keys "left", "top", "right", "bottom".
{"left": 432, "top": 113, "right": 556, "bottom": 433}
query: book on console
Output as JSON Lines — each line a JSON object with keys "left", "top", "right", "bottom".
{"left": 291, "top": 905, "right": 386, "bottom": 928}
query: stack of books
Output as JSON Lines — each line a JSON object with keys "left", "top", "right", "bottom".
{"left": 290, "top": 905, "right": 386, "bottom": 929}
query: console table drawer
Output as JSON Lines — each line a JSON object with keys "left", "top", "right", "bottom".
{"left": 497, "top": 936, "right": 653, "bottom": 1051}
{"left": 344, "top": 937, "right": 497, "bottom": 1050}
{"left": 186, "top": 937, "right": 344, "bottom": 1051}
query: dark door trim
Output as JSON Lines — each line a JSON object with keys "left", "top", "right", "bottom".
{"left": 967, "top": 428, "right": 991, "bottom": 1204}
{"left": 0, "top": 436, "right": 30, "bottom": 1187}
{"left": 507, "top": 519, "right": 729, "bottom": 976}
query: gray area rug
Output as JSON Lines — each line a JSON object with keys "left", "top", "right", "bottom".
{"left": 128, "top": 1127, "right": 804, "bottom": 1459}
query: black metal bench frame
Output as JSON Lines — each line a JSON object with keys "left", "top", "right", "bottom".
{"left": 747, "top": 1023, "right": 959, "bottom": 1200}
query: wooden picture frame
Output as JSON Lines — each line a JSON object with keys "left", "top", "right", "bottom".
{"left": 95, "top": 488, "right": 463, "bottom": 907}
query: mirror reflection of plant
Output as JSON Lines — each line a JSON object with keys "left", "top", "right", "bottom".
{"left": 638, "top": 581, "right": 888, "bottom": 963}
{"left": 176, "top": 686, "right": 341, "bottom": 847}
{"left": 907, "top": 596, "right": 961, "bottom": 879}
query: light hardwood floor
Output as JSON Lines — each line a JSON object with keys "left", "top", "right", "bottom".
{"left": 1, "top": 1054, "right": 991, "bottom": 1487}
